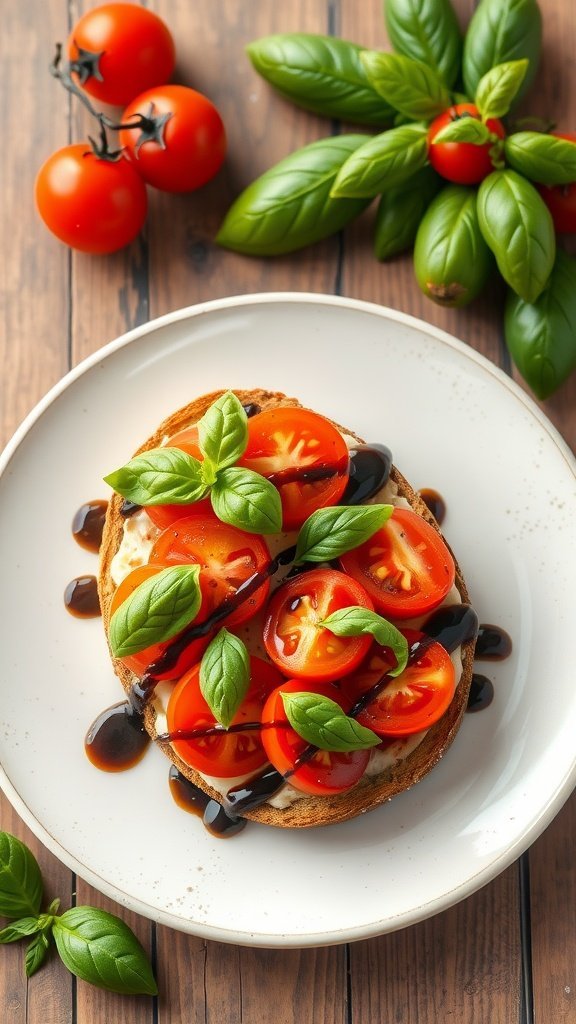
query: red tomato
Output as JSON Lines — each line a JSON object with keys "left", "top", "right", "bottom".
{"left": 428, "top": 103, "right": 505, "bottom": 185}
{"left": 110, "top": 564, "right": 209, "bottom": 680}
{"left": 67, "top": 4, "right": 175, "bottom": 107}
{"left": 538, "top": 132, "right": 576, "bottom": 233}
{"left": 35, "top": 145, "right": 147, "bottom": 254}
{"left": 339, "top": 507, "right": 455, "bottom": 619}
{"left": 167, "top": 656, "right": 282, "bottom": 777}
{"left": 261, "top": 678, "right": 371, "bottom": 795}
{"left": 263, "top": 568, "right": 373, "bottom": 681}
{"left": 119, "top": 85, "right": 226, "bottom": 193}
{"left": 145, "top": 426, "right": 211, "bottom": 530}
{"left": 149, "top": 507, "right": 270, "bottom": 628}
{"left": 344, "top": 630, "right": 456, "bottom": 737}
{"left": 238, "top": 408, "right": 350, "bottom": 530}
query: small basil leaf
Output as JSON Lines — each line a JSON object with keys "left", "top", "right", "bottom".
{"left": 384, "top": 0, "right": 462, "bottom": 88}
{"left": 0, "top": 916, "right": 41, "bottom": 943}
{"left": 216, "top": 135, "right": 371, "bottom": 256}
{"left": 477, "top": 169, "right": 555, "bottom": 303}
{"left": 104, "top": 448, "right": 208, "bottom": 506}
{"left": 281, "top": 692, "right": 380, "bottom": 752}
{"left": 109, "top": 564, "right": 202, "bottom": 658}
{"left": 0, "top": 832, "right": 43, "bottom": 918}
{"left": 414, "top": 185, "right": 493, "bottom": 307}
{"left": 320, "top": 607, "right": 408, "bottom": 677}
{"left": 374, "top": 165, "right": 442, "bottom": 261}
{"left": 25, "top": 932, "right": 50, "bottom": 978}
{"left": 199, "top": 628, "right": 250, "bottom": 728}
{"left": 462, "top": 0, "right": 542, "bottom": 102}
{"left": 246, "top": 34, "right": 394, "bottom": 125}
{"left": 432, "top": 117, "right": 491, "bottom": 146}
{"left": 360, "top": 50, "right": 450, "bottom": 121}
{"left": 294, "top": 504, "right": 393, "bottom": 564}
{"left": 331, "top": 123, "right": 428, "bottom": 198}
{"left": 504, "top": 249, "right": 576, "bottom": 399}
{"left": 52, "top": 907, "right": 157, "bottom": 996}
{"left": 211, "top": 466, "right": 282, "bottom": 535}
{"left": 475, "top": 59, "right": 528, "bottom": 120}
{"left": 504, "top": 132, "right": 576, "bottom": 186}
{"left": 197, "top": 391, "right": 248, "bottom": 471}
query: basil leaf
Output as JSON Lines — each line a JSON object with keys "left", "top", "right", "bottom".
{"left": 200, "top": 628, "right": 250, "bottom": 728}
{"left": 246, "top": 34, "right": 394, "bottom": 125}
{"left": 281, "top": 692, "right": 380, "bottom": 752}
{"left": 384, "top": 0, "right": 462, "bottom": 88}
{"left": 25, "top": 931, "right": 50, "bottom": 977}
{"left": 475, "top": 59, "right": 528, "bottom": 120}
{"left": 504, "top": 250, "right": 576, "bottom": 399}
{"left": 294, "top": 504, "right": 392, "bottom": 564}
{"left": 477, "top": 169, "right": 555, "bottom": 303}
{"left": 216, "top": 135, "right": 371, "bottom": 256}
{"left": 0, "top": 832, "right": 43, "bottom": 918}
{"left": 104, "top": 447, "right": 207, "bottom": 506}
{"left": 374, "top": 165, "right": 442, "bottom": 261}
{"left": 414, "top": 185, "right": 493, "bottom": 307}
{"left": 53, "top": 907, "right": 157, "bottom": 996}
{"left": 462, "top": 0, "right": 542, "bottom": 102}
{"left": 320, "top": 607, "right": 408, "bottom": 677}
{"left": 504, "top": 132, "right": 576, "bottom": 186}
{"left": 0, "top": 916, "right": 41, "bottom": 943}
{"left": 211, "top": 466, "right": 282, "bottom": 535}
{"left": 331, "top": 123, "right": 428, "bottom": 198}
{"left": 432, "top": 117, "right": 491, "bottom": 146}
{"left": 197, "top": 391, "right": 248, "bottom": 472}
{"left": 360, "top": 51, "right": 450, "bottom": 121}
{"left": 109, "top": 564, "right": 202, "bottom": 658}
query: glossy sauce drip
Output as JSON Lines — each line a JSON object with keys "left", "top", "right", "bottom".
{"left": 168, "top": 767, "right": 248, "bottom": 835}
{"left": 64, "top": 575, "right": 101, "bottom": 618}
{"left": 266, "top": 458, "right": 349, "bottom": 488}
{"left": 466, "top": 674, "right": 494, "bottom": 712}
{"left": 85, "top": 701, "right": 150, "bottom": 770}
{"left": 242, "top": 402, "right": 261, "bottom": 418}
{"left": 341, "top": 444, "right": 392, "bottom": 505}
{"left": 120, "top": 499, "right": 141, "bottom": 518}
{"left": 72, "top": 499, "right": 108, "bottom": 552}
{"left": 476, "top": 624, "right": 512, "bottom": 660}
{"left": 419, "top": 488, "right": 446, "bottom": 526}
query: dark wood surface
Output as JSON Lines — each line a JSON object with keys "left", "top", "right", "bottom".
{"left": 1, "top": 1, "right": 575, "bottom": 1020}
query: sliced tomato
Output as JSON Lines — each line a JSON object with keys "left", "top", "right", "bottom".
{"left": 263, "top": 568, "right": 374, "bottom": 681}
{"left": 339, "top": 507, "right": 455, "bottom": 619}
{"left": 145, "top": 426, "right": 210, "bottom": 530}
{"left": 344, "top": 629, "right": 456, "bottom": 737}
{"left": 261, "top": 678, "right": 370, "bottom": 795}
{"left": 238, "top": 407, "right": 350, "bottom": 529}
{"left": 149, "top": 507, "right": 270, "bottom": 628}
{"left": 110, "top": 564, "right": 209, "bottom": 679}
{"left": 167, "top": 656, "right": 282, "bottom": 777}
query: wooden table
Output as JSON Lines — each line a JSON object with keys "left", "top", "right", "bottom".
{"left": 2, "top": 0, "right": 576, "bottom": 1020}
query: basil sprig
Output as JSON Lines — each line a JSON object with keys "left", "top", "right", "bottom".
{"left": 331, "top": 122, "right": 429, "bottom": 199}
{"left": 281, "top": 692, "right": 380, "bottom": 752}
{"left": 294, "top": 504, "right": 393, "bottom": 564}
{"left": 384, "top": 0, "right": 462, "bottom": 89}
{"left": 197, "top": 390, "right": 248, "bottom": 474}
{"left": 211, "top": 466, "right": 282, "bottom": 535}
{"left": 0, "top": 832, "right": 157, "bottom": 993}
{"left": 199, "top": 629, "right": 250, "bottom": 728}
{"left": 360, "top": 51, "right": 450, "bottom": 122}
{"left": 104, "top": 447, "right": 208, "bottom": 506}
{"left": 321, "top": 606, "right": 409, "bottom": 677}
{"left": 462, "top": 0, "right": 542, "bottom": 102}
{"left": 432, "top": 117, "right": 492, "bottom": 147}
{"left": 504, "top": 132, "right": 576, "bottom": 187}
{"left": 109, "top": 564, "right": 202, "bottom": 658}
{"left": 474, "top": 59, "right": 528, "bottom": 121}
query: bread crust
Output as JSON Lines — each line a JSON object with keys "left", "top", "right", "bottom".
{"left": 98, "top": 389, "right": 475, "bottom": 828}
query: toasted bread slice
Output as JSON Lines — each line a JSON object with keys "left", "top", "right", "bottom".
{"left": 98, "top": 389, "right": 475, "bottom": 828}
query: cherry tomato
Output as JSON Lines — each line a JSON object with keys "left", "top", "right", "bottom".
{"left": 261, "top": 678, "right": 371, "bottom": 795}
{"left": 339, "top": 507, "right": 455, "bottom": 619}
{"left": 428, "top": 103, "right": 505, "bottom": 185}
{"left": 67, "top": 4, "right": 175, "bottom": 107}
{"left": 119, "top": 85, "right": 226, "bottom": 193}
{"left": 145, "top": 426, "right": 211, "bottom": 530}
{"left": 35, "top": 145, "right": 147, "bottom": 254}
{"left": 167, "top": 656, "right": 282, "bottom": 777}
{"left": 344, "top": 630, "right": 456, "bottom": 737}
{"left": 238, "top": 408, "right": 350, "bottom": 530}
{"left": 149, "top": 507, "right": 270, "bottom": 628}
{"left": 110, "top": 564, "right": 209, "bottom": 680}
{"left": 263, "top": 568, "right": 373, "bottom": 681}
{"left": 538, "top": 132, "right": 576, "bottom": 233}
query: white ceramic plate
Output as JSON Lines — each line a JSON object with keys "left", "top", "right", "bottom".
{"left": 1, "top": 293, "right": 576, "bottom": 948}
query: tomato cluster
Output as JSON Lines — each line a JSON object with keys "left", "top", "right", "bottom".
{"left": 113, "top": 408, "right": 458, "bottom": 797}
{"left": 35, "top": 4, "right": 226, "bottom": 254}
